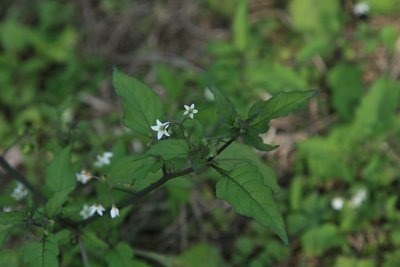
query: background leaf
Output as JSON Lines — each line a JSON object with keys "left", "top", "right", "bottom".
{"left": 45, "top": 146, "right": 75, "bottom": 193}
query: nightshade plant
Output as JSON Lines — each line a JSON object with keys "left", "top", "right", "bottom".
{"left": 0, "top": 68, "right": 316, "bottom": 266}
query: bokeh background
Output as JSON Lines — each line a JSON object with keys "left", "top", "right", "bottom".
{"left": 1, "top": 0, "right": 400, "bottom": 266}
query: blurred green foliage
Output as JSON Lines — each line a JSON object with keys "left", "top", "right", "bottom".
{"left": 1, "top": 0, "right": 400, "bottom": 266}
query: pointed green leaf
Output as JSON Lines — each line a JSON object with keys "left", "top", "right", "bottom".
{"left": 248, "top": 90, "right": 317, "bottom": 133}
{"left": 108, "top": 156, "right": 157, "bottom": 185}
{"left": 242, "top": 128, "right": 278, "bottom": 151}
{"left": 106, "top": 243, "right": 135, "bottom": 267}
{"left": 45, "top": 189, "right": 71, "bottom": 217}
{"left": 209, "top": 87, "right": 238, "bottom": 128}
{"left": 23, "top": 235, "right": 59, "bottom": 267}
{"left": 233, "top": 0, "right": 248, "bottom": 52}
{"left": 113, "top": 68, "right": 164, "bottom": 137}
{"left": 215, "top": 162, "right": 288, "bottom": 244}
{"left": 148, "top": 139, "right": 189, "bottom": 161}
{"left": 45, "top": 146, "right": 76, "bottom": 193}
{"left": 0, "top": 211, "right": 25, "bottom": 225}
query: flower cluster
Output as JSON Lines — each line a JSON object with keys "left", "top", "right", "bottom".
{"left": 151, "top": 104, "right": 199, "bottom": 140}
{"left": 76, "top": 170, "right": 92, "bottom": 184}
{"left": 331, "top": 188, "right": 367, "bottom": 211}
{"left": 94, "top": 152, "right": 113, "bottom": 167}
{"left": 11, "top": 183, "right": 28, "bottom": 201}
{"left": 80, "top": 203, "right": 119, "bottom": 219}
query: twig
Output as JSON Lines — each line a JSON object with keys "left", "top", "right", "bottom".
{"left": 78, "top": 234, "right": 91, "bottom": 267}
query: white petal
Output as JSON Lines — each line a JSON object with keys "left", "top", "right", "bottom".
{"left": 89, "top": 206, "right": 97, "bottom": 216}
{"left": 192, "top": 109, "right": 198, "bottom": 114}
{"left": 157, "top": 131, "right": 163, "bottom": 140}
{"left": 190, "top": 104, "right": 195, "bottom": 109}
{"left": 151, "top": 125, "right": 160, "bottom": 131}
{"left": 189, "top": 113, "right": 193, "bottom": 119}
{"left": 156, "top": 119, "right": 162, "bottom": 126}
{"left": 184, "top": 105, "right": 189, "bottom": 110}
{"left": 183, "top": 110, "right": 189, "bottom": 116}
{"left": 163, "top": 130, "right": 170, "bottom": 137}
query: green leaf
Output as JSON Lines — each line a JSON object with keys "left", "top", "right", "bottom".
{"left": 108, "top": 156, "right": 157, "bottom": 185}
{"left": 215, "top": 162, "right": 288, "bottom": 244}
{"left": 106, "top": 242, "right": 135, "bottom": 267}
{"left": 301, "top": 224, "right": 343, "bottom": 256}
{"left": 242, "top": 128, "right": 278, "bottom": 151}
{"left": 177, "top": 242, "right": 227, "bottom": 267}
{"left": 209, "top": 87, "right": 238, "bottom": 129}
{"left": 232, "top": 0, "right": 248, "bottom": 51}
{"left": 45, "top": 189, "right": 71, "bottom": 217}
{"left": 218, "top": 143, "right": 281, "bottom": 193}
{"left": 113, "top": 68, "right": 164, "bottom": 137}
{"left": 0, "top": 225, "right": 12, "bottom": 247}
{"left": 248, "top": 90, "right": 317, "bottom": 133}
{"left": 148, "top": 139, "right": 189, "bottom": 161}
{"left": 23, "top": 234, "right": 59, "bottom": 267}
{"left": 45, "top": 146, "right": 76, "bottom": 193}
{"left": 0, "top": 211, "right": 25, "bottom": 225}
{"left": 327, "top": 64, "right": 363, "bottom": 120}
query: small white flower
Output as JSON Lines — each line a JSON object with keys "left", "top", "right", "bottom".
{"left": 183, "top": 104, "right": 198, "bottom": 119}
{"left": 204, "top": 87, "right": 215, "bottom": 101}
{"left": 151, "top": 119, "right": 170, "bottom": 140}
{"left": 349, "top": 188, "right": 367, "bottom": 208}
{"left": 94, "top": 152, "right": 113, "bottom": 167}
{"left": 89, "top": 203, "right": 105, "bottom": 216}
{"left": 331, "top": 197, "right": 345, "bottom": 211}
{"left": 76, "top": 170, "right": 92, "bottom": 184}
{"left": 79, "top": 204, "right": 93, "bottom": 219}
{"left": 110, "top": 205, "right": 119, "bottom": 219}
{"left": 353, "top": 2, "right": 370, "bottom": 16}
{"left": 3, "top": 206, "right": 12, "bottom": 212}
{"left": 11, "top": 183, "right": 28, "bottom": 201}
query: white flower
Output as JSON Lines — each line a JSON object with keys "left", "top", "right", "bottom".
{"left": 79, "top": 204, "right": 93, "bottom": 219}
{"left": 331, "top": 197, "right": 345, "bottom": 211}
{"left": 11, "top": 183, "right": 28, "bottom": 201}
{"left": 151, "top": 119, "right": 170, "bottom": 140}
{"left": 353, "top": 2, "right": 370, "bottom": 16}
{"left": 89, "top": 203, "right": 105, "bottom": 216}
{"left": 3, "top": 206, "right": 12, "bottom": 212}
{"left": 110, "top": 205, "right": 119, "bottom": 219}
{"left": 183, "top": 104, "right": 198, "bottom": 119}
{"left": 76, "top": 170, "right": 92, "bottom": 184}
{"left": 94, "top": 152, "right": 113, "bottom": 167}
{"left": 349, "top": 188, "right": 367, "bottom": 208}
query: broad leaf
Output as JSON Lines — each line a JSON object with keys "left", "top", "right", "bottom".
{"left": 0, "top": 211, "right": 25, "bottom": 225}
{"left": 108, "top": 156, "right": 157, "bottom": 185}
{"left": 148, "top": 139, "right": 189, "bottom": 161}
{"left": 45, "top": 146, "right": 76, "bottom": 193}
{"left": 215, "top": 162, "right": 288, "bottom": 244}
{"left": 209, "top": 87, "right": 238, "bottom": 128}
{"left": 23, "top": 234, "right": 59, "bottom": 267}
{"left": 113, "top": 68, "right": 164, "bottom": 137}
{"left": 106, "top": 243, "right": 135, "bottom": 267}
{"left": 248, "top": 90, "right": 317, "bottom": 133}
{"left": 218, "top": 143, "right": 281, "bottom": 193}
{"left": 242, "top": 128, "right": 278, "bottom": 151}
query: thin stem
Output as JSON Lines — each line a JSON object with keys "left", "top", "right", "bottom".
{"left": 78, "top": 234, "right": 91, "bottom": 267}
